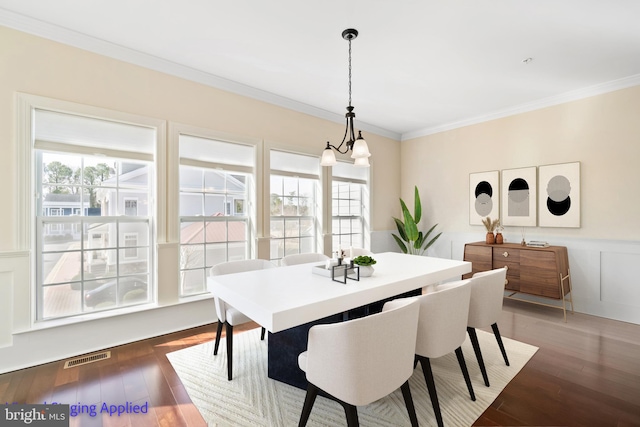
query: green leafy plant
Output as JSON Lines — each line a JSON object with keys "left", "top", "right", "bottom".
{"left": 392, "top": 186, "right": 442, "bottom": 255}
{"left": 353, "top": 255, "right": 377, "bottom": 266}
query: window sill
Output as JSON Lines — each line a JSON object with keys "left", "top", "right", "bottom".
{"left": 16, "top": 293, "right": 213, "bottom": 334}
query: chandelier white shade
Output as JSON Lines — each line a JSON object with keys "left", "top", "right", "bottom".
{"left": 320, "top": 29, "right": 371, "bottom": 168}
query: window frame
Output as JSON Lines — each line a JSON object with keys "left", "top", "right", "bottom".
{"left": 17, "top": 93, "right": 166, "bottom": 326}
{"left": 269, "top": 150, "right": 322, "bottom": 263}
{"left": 330, "top": 163, "right": 370, "bottom": 253}
{"left": 173, "top": 128, "right": 258, "bottom": 298}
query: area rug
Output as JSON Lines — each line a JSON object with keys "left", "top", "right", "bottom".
{"left": 167, "top": 328, "right": 537, "bottom": 426}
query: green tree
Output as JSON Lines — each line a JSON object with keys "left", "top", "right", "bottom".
{"left": 44, "top": 161, "right": 73, "bottom": 193}
{"left": 83, "top": 163, "right": 113, "bottom": 208}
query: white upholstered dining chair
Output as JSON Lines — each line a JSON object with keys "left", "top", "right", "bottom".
{"left": 281, "top": 252, "right": 329, "bottom": 266}
{"left": 297, "top": 298, "right": 421, "bottom": 427}
{"left": 415, "top": 279, "right": 475, "bottom": 427}
{"left": 467, "top": 268, "right": 509, "bottom": 387}
{"left": 210, "top": 258, "right": 276, "bottom": 380}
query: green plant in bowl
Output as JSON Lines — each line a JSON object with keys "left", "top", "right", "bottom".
{"left": 353, "top": 255, "right": 377, "bottom": 266}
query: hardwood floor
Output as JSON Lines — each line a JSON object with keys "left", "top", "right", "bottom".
{"left": 1, "top": 300, "right": 639, "bottom": 426}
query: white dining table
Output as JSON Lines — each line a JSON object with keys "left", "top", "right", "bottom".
{"left": 207, "top": 252, "right": 471, "bottom": 387}
{"left": 208, "top": 252, "right": 471, "bottom": 333}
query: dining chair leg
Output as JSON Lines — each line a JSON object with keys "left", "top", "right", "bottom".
{"left": 213, "top": 321, "right": 223, "bottom": 356}
{"left": 261, "top": 327, "right": 266, "bottom": 341}
{"left": 418, "top": 356, "right": 443, "bottom": 427}
{"left": 455, "top": 347, "right": 476, "bottom": 401}
{"left": 343, "top": 404, "right": 359, "bottom": 427}
{"left": 298, "top": 383, "right": 319, "bottom": 427}
{"left": 467, "top": 327, "right": 490, "bottom": 387}
{"left": 491, "top": 323, "right": 510, "bottom": 366}
{"left": 400, "top": 380, "right": 419, "bottom": 427}
{"left": 225, "top": 322, "right": 233, "bottom": 380}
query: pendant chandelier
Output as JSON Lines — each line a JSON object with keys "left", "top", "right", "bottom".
{"left": 320, "top": 28, "right": 371, "bottom": 168}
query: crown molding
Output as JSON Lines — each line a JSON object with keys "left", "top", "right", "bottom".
{"left": 0, "top": 9, "right": 401, "bottom": 141}
{"left": 401, "top": 73, "right": 640, "bottom": 141}
{"left": 6, "top": 8, "right": 637, "bottom": 144}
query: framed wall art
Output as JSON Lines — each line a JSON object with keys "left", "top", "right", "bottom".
{"left": 538, "top": 161, "right": 580, "bottom": 227}
{"left": 469, "top": 170, "right": 499, "bottom": 225}
{"left": 501, "top": 166, "right": 537, "bottom": 227}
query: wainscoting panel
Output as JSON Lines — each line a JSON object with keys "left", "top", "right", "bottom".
{"left": 600, "top": 251, "right": 640, "bottom": 305}
{"left": 0, "top": 271, "right": 12, "bottom": 348}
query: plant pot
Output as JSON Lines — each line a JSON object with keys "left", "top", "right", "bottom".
{"left": 495, "top": 232, "right": 504, "bottom": 244}
{"left": 358, "top": 265, "right": 374, "bottom": 277}
{"left": 486, "top": 232, "right": 495, "bottom": 244}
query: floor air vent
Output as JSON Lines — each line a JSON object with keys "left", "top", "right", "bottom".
{"left": 64, "top": 351, "right": 111, "bottom": 369}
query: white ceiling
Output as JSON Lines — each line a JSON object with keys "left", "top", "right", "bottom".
{"left": 2, "top": 1, "right": 640, "bottom": 141}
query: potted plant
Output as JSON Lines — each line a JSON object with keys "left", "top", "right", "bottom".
{"left": 353, "top": 255, "right": 377, "bottom": 277}
{"left": 392, "top": 186, "right": 442, "bottom": 255}
{"left": 482, "top": 216, "right": 500, "bottom": 244}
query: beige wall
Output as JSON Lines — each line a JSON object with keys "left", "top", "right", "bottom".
{"left": 400, "top": 86, "right": 640, "bottom": 242}
{"left": 0, "top": 25, "right": 400, "bottom": 253}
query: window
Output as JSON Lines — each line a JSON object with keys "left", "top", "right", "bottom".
{"left": 124, "top": 199, "right": 138, "bottom": 216}
{"left": 178, "top": 134, "right": 255, "bottom": 296}
{"left": 123, "top": 233, "right": 138, "bottom": 258}
{"left": 331, "top": 161, "right": 369, "bottom": 252}
{"left": 33, "top": 108, "right": 156, "bottom": 320}
{"left": 269, "top": 150, "right": 321, "bottom": 263}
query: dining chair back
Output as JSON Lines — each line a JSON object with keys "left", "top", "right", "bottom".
{"left": 415, "top": 279, "right": 475, "bottom": 427}
{"left": 297, "top": 297, "right": 421, "bottom": 427}
{"left": 210, "top": 258, "right": 276, "bottom": 380}
{"left": 467, "top": 268, "right": 509, "bottom": 387}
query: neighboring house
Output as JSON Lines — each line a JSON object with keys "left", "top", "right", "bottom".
{"left": 42, "top": 193, "right": 83, "bottom": 238}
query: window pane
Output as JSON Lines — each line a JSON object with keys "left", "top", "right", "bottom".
{"left": 284, "top": 218, "right": 300, "bottom": 238}
{"left": 270, "top": 218, "right": 284, "bottom": 238}
{"left": 204, "top": 194, "right": 226, "bottom": 216}
{"left": 206, "top": 243, "right": 228, "bottom": 267}
{"left": 42, "top": 284, "right": 83, "bottom": 319}
{"left": 298, "top": 179, "right": 314, "bottom": 197}
{"left": 180, "top": 194, "right": 202, "bottom": 216}
{"left": 283, "top": 177, "right": 297, "bottom": 197}
{"left": 204, "top": 221, "right": 227, "bottom": 243}
{"left": 228, "top": 221, "right": 247, "bottom": 242}
{"left": 204, "top": 170, "right": 226, "bottom": 191}
{"left": 299, "top": 237, "right": 314, "bottom": 254}
{"left": 270, "top": 195, "right": 283, "bottom": 216}
{"left": 270, "top": 175, "right": 283, "bottom": 195}
{"left": 118, "top": 248, "right": 149, "bottom": 275}
{"left": 180, "top": 167, "right": 203, "bottom": 192}
{"left": 181, "top": 269, "right": 205, "bottom": 295}
{"left": 284, "top": 240, "right": 299, "bottom": 257}
{"left": 181, "top": 220, "right": 204, "bottom": 244}
{"left": 270, "top": 239, "right": 284, "bottom": 260}
{"left": 228, "top": 241, "right": 247, "bottom": 261}
{"left": 181, "top": 244, "right": 205, "bottom": 269}
{"left": 300, "top": 218, "right": 314, "bottom": 237}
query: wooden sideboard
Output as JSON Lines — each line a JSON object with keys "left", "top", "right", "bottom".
{"left": 463, "top": 241, "right": 574, "bottom": 321}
